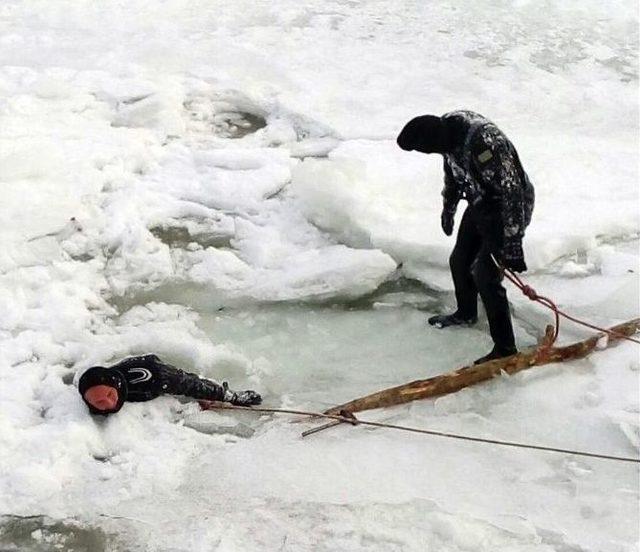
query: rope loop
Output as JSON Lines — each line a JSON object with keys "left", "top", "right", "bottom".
{"left": 521, "top": 285, "right": 539, "bottom": 301}
{"left": 490, "top": 254, "right": 640, "bottom": 346}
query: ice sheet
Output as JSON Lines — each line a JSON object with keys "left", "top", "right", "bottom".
{"left": 0, "top": 1, "right": 638, "bottom": 551}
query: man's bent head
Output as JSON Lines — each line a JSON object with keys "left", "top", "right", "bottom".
{"left": 397, "top": 115, "right": 451, "bottom": 154}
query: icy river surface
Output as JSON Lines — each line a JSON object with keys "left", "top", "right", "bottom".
{"left": 0, "top": 0, "right": 638, "bottom": 551}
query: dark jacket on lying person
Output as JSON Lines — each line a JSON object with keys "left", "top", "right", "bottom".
{"left": 78, "top": 354, "right": 261, "bottom": 416}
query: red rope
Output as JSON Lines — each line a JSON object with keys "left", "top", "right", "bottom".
{"left": 492, "top": 255, "right": 640, "bottom": 346}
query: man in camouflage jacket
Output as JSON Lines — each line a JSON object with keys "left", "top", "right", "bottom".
{"left": 397, "top": 110, "right": 535, "bottom": 364}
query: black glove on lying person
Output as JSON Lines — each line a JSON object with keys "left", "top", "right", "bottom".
{"left": 222, "top": 382, "right": 262, "bottom": 406}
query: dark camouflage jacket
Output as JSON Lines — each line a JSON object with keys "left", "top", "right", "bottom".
{"left": 441, "top": 110, "right": 534, "bottom": 256}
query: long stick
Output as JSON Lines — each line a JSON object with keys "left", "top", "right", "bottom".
{"left": 323, "top": 318, "right": 640, "bottom": 416}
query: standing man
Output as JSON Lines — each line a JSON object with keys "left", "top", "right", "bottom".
{"left": 78, "top": 354, "right": 261, "bottom": 416}
{"left": 397, "top": 110, "right": 534, "bottom": 364}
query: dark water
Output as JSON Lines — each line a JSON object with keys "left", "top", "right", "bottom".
{"left": 0, "top": 516, "right": 112, "bottom": 552}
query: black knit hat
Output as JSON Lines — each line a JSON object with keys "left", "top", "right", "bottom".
{"left": 78, "top": 367, "right": 128, "bottom": 415}
{"left": 396, "top": 115, "right": 451, "bottom": 154}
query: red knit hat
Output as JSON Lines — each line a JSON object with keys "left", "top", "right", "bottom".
{"left": 84, "top": 385, "right": 119, "bottom": 412}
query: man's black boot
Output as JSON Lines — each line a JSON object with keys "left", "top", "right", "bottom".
{"left": 473, "top": 346, "right": 518, "bottom": 365}
{"left": 427, "top": 312, "right": 477, "bottom": 329}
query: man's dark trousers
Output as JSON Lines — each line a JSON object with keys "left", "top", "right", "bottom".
{"left": 449, "top": 206, "right": 516, "bottom": 352}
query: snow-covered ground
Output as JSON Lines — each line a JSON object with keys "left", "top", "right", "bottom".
{"left": 0, "top": 1, "right": 638, "bottom": 550}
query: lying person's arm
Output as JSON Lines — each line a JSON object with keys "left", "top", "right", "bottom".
{"left": 151, "top": 356, "right": 262, "bottom": 406}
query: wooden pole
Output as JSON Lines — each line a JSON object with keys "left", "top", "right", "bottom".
{"left": 324, "top": 319, "right": 640, "bottom": 416}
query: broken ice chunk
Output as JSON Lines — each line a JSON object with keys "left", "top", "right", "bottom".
{"left": 183, "top": 412, "right": 256, "bottom": 438}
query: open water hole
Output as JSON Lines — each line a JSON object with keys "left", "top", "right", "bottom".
{"left": 196, "top": 302, "right": 502, "bottom": 411}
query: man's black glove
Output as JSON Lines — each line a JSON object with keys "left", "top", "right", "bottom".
{"left": 441, "top": 209, "right": 455, "bottom": 236}
{"left": 222, "top": 382, "right": 262, "bottom": 406}
{"left": 501, "top": 238, "right": 527, "bottom": 273}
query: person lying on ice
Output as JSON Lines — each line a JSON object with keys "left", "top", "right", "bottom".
{"left": 78, "top": 354, "right": 262, "bottom": 416}
{"left": 397, "top": 110, "right": 535, "bottom": 365}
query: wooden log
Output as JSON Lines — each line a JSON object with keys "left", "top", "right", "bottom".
{"left": 325, "top": 319, "right": 640, "bottom": 416}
